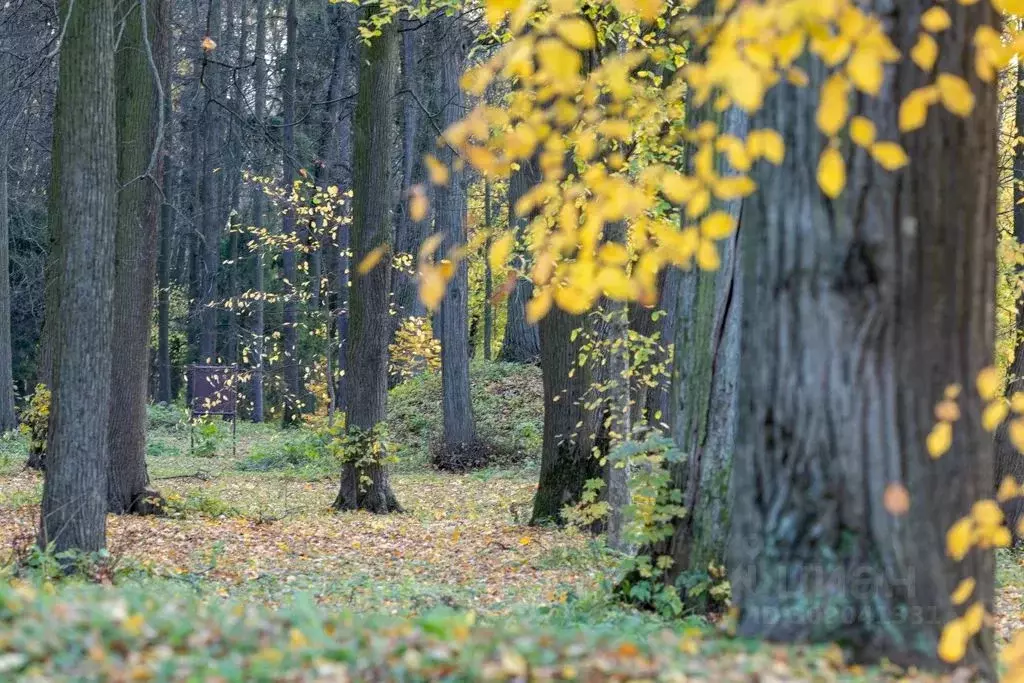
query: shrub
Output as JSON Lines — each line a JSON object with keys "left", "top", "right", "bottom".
{"left": 235, "top": 429, "right": 339, "bottom": 479}
{"left": 19, "top": 385, "right": 49, "bottom": 469}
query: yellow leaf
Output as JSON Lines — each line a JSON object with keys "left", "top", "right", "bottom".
{"left": 700, "top": 211, "right": 735, "bottom": 240}
{"left": 849, "top": 116, "right": 876, "bottom": 147}
{"left": 883, "top": 482, "right": 910, "bottom": 516}
{"left": 1008, "top": 419, "right": 1024, "bottom": 453}
{"left": 356, "top": 245, "right": 388, "bottom": 275}
{"left": 419, "top": 268, "right": 445, "bottom": 311}
{"left": 927, "top": 421, "right": 953, "bottom": 458}
{"left": 847, "top": 49, "right": 883, "bottom": 96}
{"left": 963, "top": 602, "right": 985, "bottom": 636}
{"left": 489, "top": 232, "right": 514, "bottom": 273}
{"left": 936, "top": 73, "right": 975, "bottom": 118}
{"left": 661, "top": 171, "right": 697, "bottom": 204}
{"left": 946, "top": 517, "right": 974, "bottom": 561}
{"left": 425, "top": 155, "right": 450, "bottom": 185}
{"left": 920, "top": 6, "right": 951, "bottom": 33}
{"left": 870, "top": 142, "right": 909, "bottom": 171}
{"left": 899, "top": 87, "right": 936, "bottom": 132}
{"left": 982, "top": 400, "right": 1009, "bottom": 432}
{"left": 409, "top": 187, "right": 429, "bottom": 222}
{"left": 997, "top": 475, "right": 1021, "bottom": 503}
{"left": 816, "top": 73, "right": 850, "bottom": 136}
{"left": 973, "top": 499, "right": 1004, "bottom": 529}
{"left": 695, "top": 240, "right": 720, "bottom": 271}
{"left": 289, "top": 628, "right": 309, "bottom": 649}
{"left": 911, "top": 33, "right": 938, "bottom": 71}
{"left": 518, "top": 536, "right": 531, "bottom": 545}
{"left": 817, "top": 147, "right": 845, "bottom": 199}
{"left": 526, "top": 290, "right": 553, "bottom": 323}
{"left": 537, "top": 38, "right": 582, "bottom": 86}
{"left": 951, "top": 578, "right": 976, "bottom": 606}
{"left": 554, "top": 17, "right": 595, "bottom": 50}
{"left": 201, "top": 36, "right": 217, "bottom": 51}
{"left": 751, "top": 129, "right": 785, "bottom": 165}
{"left": 937, "top": 619, "right": 968, "bottom": 663}
{"left": 977, "top": 366, "right": 1001, "bottom": 401}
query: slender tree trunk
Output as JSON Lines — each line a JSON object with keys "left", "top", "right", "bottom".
{"left": 334, "top": 15, "right": 401, "bottom": 513}
{"left": 431, "top": 14, "right": 478, "bottom": 464}
{"left": 280, "top": 0, "right": 301, "bottom": 426}
{"left": 197, "top": 0, "right": 223, "bottom": 363}
{"left": 997, "top": 58, "right": 1024, "bottom": 534}
{"left": 40, "top": 0, "right": 118, "bottom": 553}
{"left": 500, "top": 159, "right": 541, "bottom": 364}
{"left": 107, "top": 0, "right": 168, "bottom": 514}
{"left": 391, "top": 20, "right": 427, "bottom": 327}
{"left": 0, "top": 128, "right": 16, "bottom": 432}
{"left": 248, "top": 0, "right": 267, "bottom": 422}
{"left": 483, "top": 180, "right": 493, "bottom": 362}
{"left": 157, "top": 97, "right": 174, "bottom": 405}
{"left": 729, "top": 6, "right": 996, "bottom": 673}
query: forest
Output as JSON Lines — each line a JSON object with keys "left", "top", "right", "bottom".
{"left": 1, "top": 0, "right": 1024, "bottom": 680}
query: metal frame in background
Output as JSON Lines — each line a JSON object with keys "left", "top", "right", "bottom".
{"left": 187, "top": 364, "right": 239, "bottom": 457}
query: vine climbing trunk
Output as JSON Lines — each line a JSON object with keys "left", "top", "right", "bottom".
{"left": 333, "top": 15, "right": 402, "bottom": 513}
{"left": 729, "top": 4, "right": 997, "bottom": 673}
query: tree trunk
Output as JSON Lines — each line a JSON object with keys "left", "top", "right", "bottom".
{"left": 729, "top": 6, "right": 997, "bottom": 673}
{"left": 280, "top": 0, "right": 300, "bottom": 426}
{"left": 156, "top": 98, "right": 174, "bottom": 405}
{"left": 333, "top": 15, "right": 401, "bottom": 513}
{"left": 531, "top": 306, "right": 602, "bottom": 524}
{"left": 106, "top": 0, "right": 168, "bottom": 515}
{"left": 500, "top": 159, "right": 541, "bottom": 364}
{"left": 248, "top": 0, "right": 267, "bottom": 423}
{"left": 483, "top": 179, "right": 493, "bottom": 362}
{"left": 0, "top": 126, "right": 17, "bottom": 431}
{"left": 996, "top": 58, "right": 1024, "bottom": 534}
{"left": 40, "top": 0, "right": 118, "bottom": 553}
{"left": 197, "top": 0, "right": 223, "bottom": 363}
{"left": 432, "top": 13, "right": 478, "bottom": 463}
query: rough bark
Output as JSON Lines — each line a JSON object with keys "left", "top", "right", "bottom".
{"left": 996, "top": 58, "right": 1024, "bottom": 534}
{"left": 500, "top": 159, "right": 541, "bottom": 364}
{"left": 40, "top": 0, "right": 118, "bottom": 553}
{"left": 432, "top": 14, "right": 478, "bottom": 460}
{"left": 531, "top": 306, "right": 602, "bottom": 524}
{"left": 107, "top": 0, "right": 168, "bottom": 515}
{"left": 279, "top": 0, "right": 300, "bottom": 426}
{"left": 729, "top": 5, "right": 997, "bottom": 673}
{"left": 156, "top": 103, "right": 174, "bottom": 405}
{"left": 333, "top": 16, "right": 401, "bottom": 513}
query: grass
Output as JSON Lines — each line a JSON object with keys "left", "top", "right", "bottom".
{"left": 0, "top": 361, "right": 1016, "bottom": 680}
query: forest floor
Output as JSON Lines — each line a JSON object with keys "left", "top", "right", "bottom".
{"left": 0, "top": 362, "right": 1019, "bottom": 680}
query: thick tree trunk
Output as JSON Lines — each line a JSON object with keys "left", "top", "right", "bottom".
{"left": 0, "top": 130, "right": 17, "bottom": 432}
{"left": 621, "top": 100, "right": 747, "bottom": 609}
{"left": 431, "top": 14, "right": 478, "bottom": 464}
{"left": 248, "top": 0, "right": 267, "bottom": 423}
{"left": 280, "top": 0, "right": 300, "bottom": 426}
{"left": 107, "top": 0, "right": 168, "bottom": 515}
{"left": 500, "top": 159, "right": 541, "bottom": 364}
{"left": 333, "top": 16, "right": 401, "bottom": 513}
{"left": 729, "top": 5, "right": 997, "bottom": 673}
{"left": 40, "top": 0, "right": 118, "bottom": 553}
{"left": 996, "top": 58, "right": 1024, "bottom": 534}
{"left": 531, "top": 306, "right": 602, "bottom": 524}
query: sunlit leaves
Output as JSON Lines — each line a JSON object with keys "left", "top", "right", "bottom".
{"left": 356, "top": 245, "right": 389, "bottom": 276}
{"left": 936, "top": 74, "right": 976, "bottom": 118}
{"left": 869, "top": 142, "right": 908, "bottom": 171}
{"left": 816, "top": 147, "right": 845, "bottom": 199}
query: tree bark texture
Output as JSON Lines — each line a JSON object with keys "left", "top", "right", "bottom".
{"left": 333, "top": 16, "right": 401, "bottom": 513}
{"left": 279, "top": 0, "right": 301, "bottom": 425}
{"left": 40, "top": 0, "right": 118, "bottom": 553}
{"left": 729, "top": 5, "right": 997, "bottom": 673}
{"left": 500, "top": 158, "right": 541, "bottom": 364}
{"left": 107, "top": 0, "right": 168, "bottom": 514}
{"left": 0, "top": 125, "right": 17, "bottom": 431}
{"left": 248, "top": 0, "right": 267, "bottom": 423}
{"left": 432, "top": 14, "right": 478, "bottom": 456}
